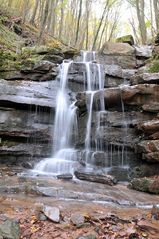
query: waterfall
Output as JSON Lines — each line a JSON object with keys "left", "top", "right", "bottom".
{"left": 34, "top": 61, "right": 78, "bottom": 175}
{"left": 82, "top": 52, "right": 105, "bottom": 163}
{"left": 33, "top": 50, "right": 129, "bottom": 179}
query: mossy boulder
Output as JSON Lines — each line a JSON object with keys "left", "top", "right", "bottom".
{"left": 116, "top": 35, "right": 134, "bottom": 46}
{"left": 129, "top": 177, "right": 159, "bottom": 194}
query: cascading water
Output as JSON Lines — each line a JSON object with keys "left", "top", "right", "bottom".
{"left": 34, "top": 61, "right": 78, "bottom": 175}
{"left": 82, "top": 52, "right": 105, "bottom": 164}
{"left": 33, "top": 50, "right": 129, "bottom": 180}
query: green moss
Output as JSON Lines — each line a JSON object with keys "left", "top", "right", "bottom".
{"left": 116, "top": 35, "right": 134, "bottom": 45}
{"left": 149, "top": 60, "right": 159, "bottom": 73}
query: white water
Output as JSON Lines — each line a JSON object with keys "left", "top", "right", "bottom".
{"left": 34, "top": 61, "right": 78, "bottom": 175}
{"left": 82, "top": 52, "right": 105, "bottom": 163}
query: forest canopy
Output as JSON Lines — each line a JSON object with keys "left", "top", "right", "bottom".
{"left": 0, "top": 0, "right": 159, "bottom": 50}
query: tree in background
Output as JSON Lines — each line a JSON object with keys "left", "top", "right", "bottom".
{"left": 1, "top": 0, "right": 159, "bottom": 48}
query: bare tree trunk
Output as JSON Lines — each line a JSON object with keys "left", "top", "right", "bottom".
{"left": 8, "top": 0, "right": 12, "bottom": 7}
{"left": 75, "top": 0, "right": 83, "bottom": 46}
{"left": 30, "top": 0, "right": 39, "bottom": 25}
{"left": 22, "top": 0, "right": 30, "bottom": 24}
{"left": 153, "top": 0, "right": 159, "bottom": 31}
{"left": 85, "top": 0, "right": 92, "bottom": 49}
{"left": 50, "top": 0, "right": 59, "bottom": 36}
{"left": 136, "top": 0, "right": 147, "bottom": 44}
{"left": 150, "top": 0, "right": 155, "bottom": 37}
{"left": 92, "top": 0, "right": 109, "bottom": 50}
{"left": 39, "top": 0, "right": 50, "bottom": 42}
{"left": 59, "top": 0, "right": 64, "bottom": 40}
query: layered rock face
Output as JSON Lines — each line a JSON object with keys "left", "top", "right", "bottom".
{"left": 75, "top": 43, "right": 159, "bottom": 180}
{"left": 0, "top": 42, "right": 159, "bottom": 183}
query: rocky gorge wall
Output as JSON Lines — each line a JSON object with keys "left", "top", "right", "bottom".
{"left": 0, "top": 41, "right": 159, "bottom": 182}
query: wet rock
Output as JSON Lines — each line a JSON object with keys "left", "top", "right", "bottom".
{"left": 42, "top": 206, "right": 60, "bottom": 223}
{"left": 121, "top": 84, "right": 159, "bottom": 106}
{"left": 131, "top": 73, "right": 159, "bottom": 85}
{"left": 0, "top": 143, "right": 51, "bottom": 165}
{"left": 0, "top": 219, "right": 20, "bottom": 239}
{"left": 0, "top": 79, "right": 58, "bottom": 110}
{"left": 142, "top": 103, "right": 159, "bottom": 113}
{"left": 129, "top": 164, "right": 159, "bottom": 179}
{"left": 105, "top": 64, "right": 123, "bottom": 78}
{"left": 134, "top": 45, "right": 153, "bottom": 58}
{"left": 129, "top": 177, "right": 159, "bottom": 194}
{"left": 57, "top": 174, "right": 73, "bottom": 180}
{"left": 122, "top": 69, "right": 137, "bottom": 80}
{"left": 77, "top": 84, "right": 159, "bottom": 110}
{"left": 70, "top": 213, "right": 85, "bottom": 227}
{"left": 76, "top": 235, "right": 96, "bottom": 239}
{"left": 137, "top": 140, "right": 159, "bottom": 163}
{"left": 116, "top": 35, "right": 134, "bottom": 46}
{"left": 137, "top": 120, "right": 159, "bottom": 135}
{"left": 74, "top": 171, "right": 117, "bottom": 185}
{"left": 103, "top": 111, "right": 154, "bottom": 128}
{"left": 0, "top": 108, "right": 52, "bottom": 141}
{"left": 21, "top": 162, "right": 33, "bottom": 169}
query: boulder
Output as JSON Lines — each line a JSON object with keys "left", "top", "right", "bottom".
{"left": 134, "top": 45, "right": 153, "bottom": 58}
{"left": 74, "top": 171, "right": 117, "bottom": 185}
{"left": 99, "top": 42, "right": 136, "bottom": 69}
{"left": 0, "top": 219, "right": 20, "bottom": 239}
{"left": 131, "top": 73, "right": 159, "bottom": 85}
{"left": 129, "top": 177, "right": 159, "bottom": 194}
{"left": 116, "top": 35, "right": 134, "bottom": 46}
{"left": 137, "top": 140, "right": 159, "bottom": 163}
{"left": 100, "top": 42, "right": 135, "bottom": 56}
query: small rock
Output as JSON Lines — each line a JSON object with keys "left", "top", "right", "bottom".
{"left": 76, "top": 235, "right": 96, "bottom": 239}
{"left": 57, "top": 173, "right": 73, "bottom": 180}
{"left": 21, "top": 162, "right": 33, "bottom": 169}
{"left": 38, "top": 213, "right": 47, "bottom": 221}
{"left": 42, "top": 206, "right": 60, "bottom": 223}
{"left": 0, "top": 219, "right": 20, "bottom": 239}
{"left": 70, "top": 213, "right": 85, "bottom": 227}
{"left": 151, "top": 205, "right": 159, "bottom": 220}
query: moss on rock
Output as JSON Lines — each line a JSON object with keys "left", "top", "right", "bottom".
{"left": 116, "top": 35, "right": 134, "bottom": 46}
{"left": 149, "top": 60, "right": 159, "bottom": 73}
{"left": 129, "top": 177, "right": 159, "bottom": 194}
